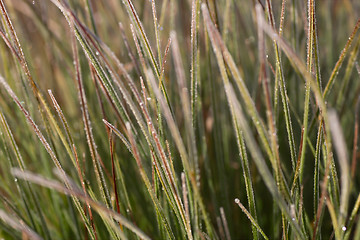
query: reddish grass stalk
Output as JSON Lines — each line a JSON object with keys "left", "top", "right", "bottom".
{"left": 352, "top": 98, "right": 360, "bottom": 179}
{"left": 109, "top": 132, "right": 122, "bottom": 230}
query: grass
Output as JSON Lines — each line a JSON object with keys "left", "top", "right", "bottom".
{"left": 0, "top": 0, "right": 359, "bottom": 239}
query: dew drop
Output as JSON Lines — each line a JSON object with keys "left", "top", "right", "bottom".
{"left": 126, "top": 209, "right": 130, "bottom": 213}
{"left": 14, "top": 178, "right": 18, "bottom": 182}
{"left": 234, "top": 198, "right": 240, "bottom": 204}
{"left": 95, "top": 51, "right": 99, "bottom": 56}
{"left": 147, "top": 97, "right": 152, "bottom": 101}
{"left": 342, "top": 226, "right": 347, "bottom": 231}
{"left": 32, "top": 0, "right": 35, "bottom": 4}
{"left": 292, "top": 218, "right": 295, "bottom": 221}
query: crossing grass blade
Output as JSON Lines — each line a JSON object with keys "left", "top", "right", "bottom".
{"left": 11, "top": 168, "right": 152, "bottom": 240}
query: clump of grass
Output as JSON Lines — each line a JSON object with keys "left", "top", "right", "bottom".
{"left": 0, "top": 0, "right": 359, "bottom": 239}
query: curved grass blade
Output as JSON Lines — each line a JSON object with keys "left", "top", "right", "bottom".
{"left": 0, "top": 209, "right": 42, "bottom": 240}
{"left": 11, "top": 168, "right": 151, "bottom": 240}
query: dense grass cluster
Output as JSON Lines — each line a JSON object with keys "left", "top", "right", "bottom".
{"left": 0, "top": 0, "right": 359, "bottom": 239}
